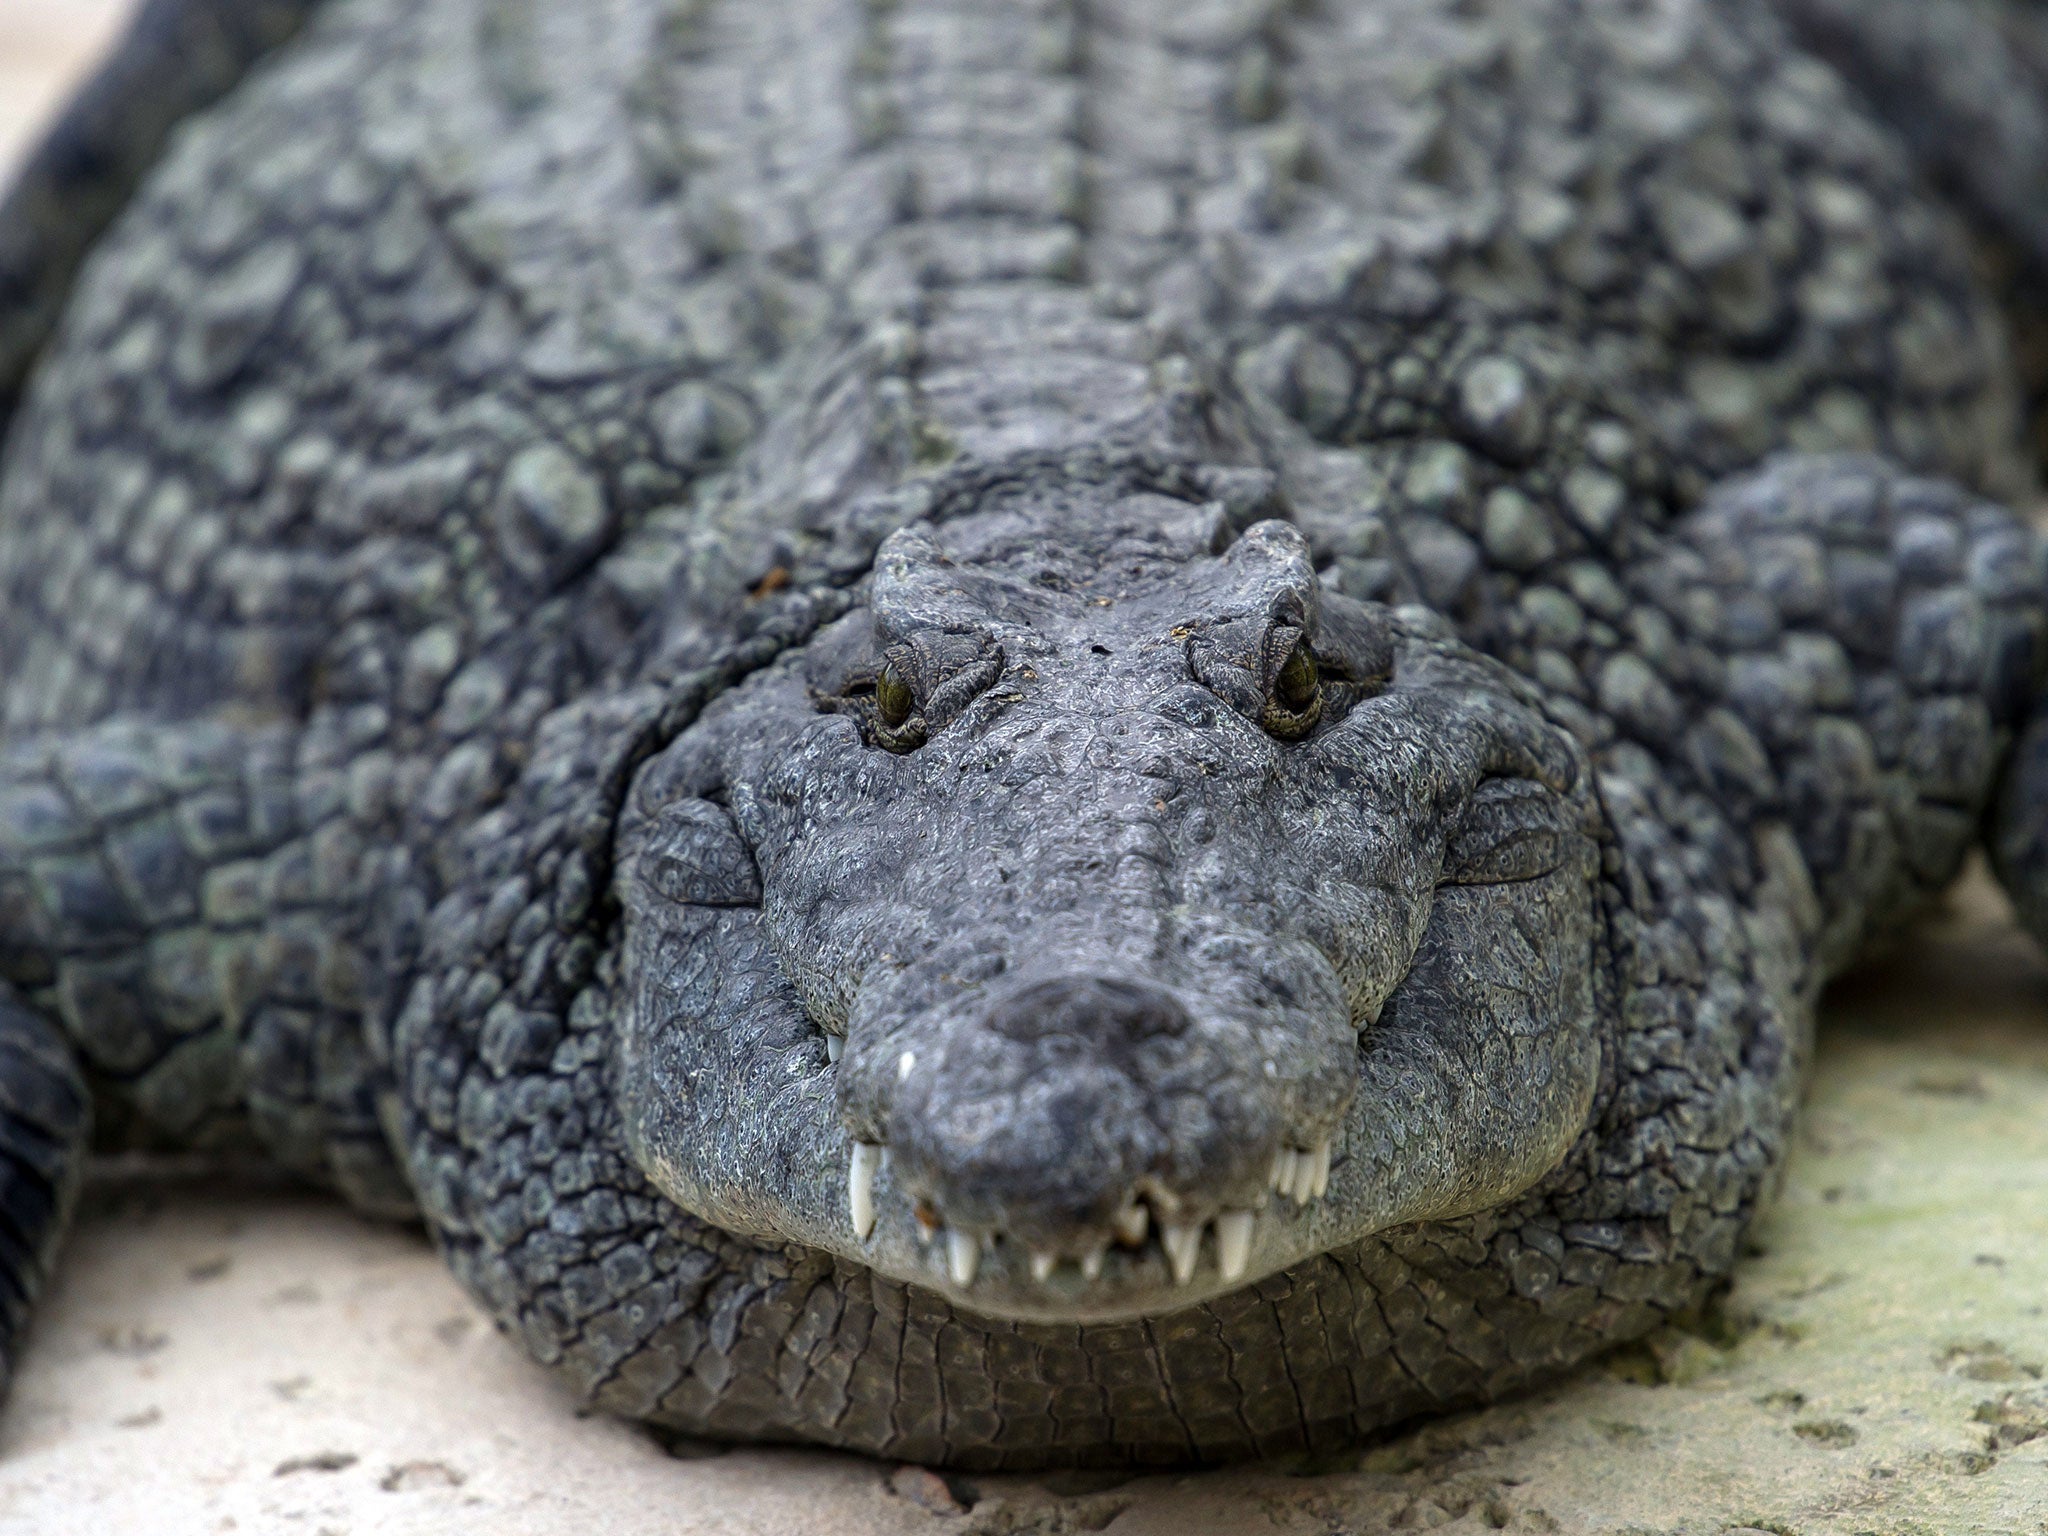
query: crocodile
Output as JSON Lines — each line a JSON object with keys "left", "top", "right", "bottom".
{"left": 3, "top": 0, "right": 2048, "bottom": 1472}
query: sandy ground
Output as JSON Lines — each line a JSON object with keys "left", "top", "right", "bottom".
{"left": 0, "top": 1, "right": 131, "bottom": 186}
{"left": 5, "top": 7, "right": 2048, "bottom": 1534}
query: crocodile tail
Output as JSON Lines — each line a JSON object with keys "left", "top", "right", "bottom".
{"left": 0, "top": 0, "right": 328, "bottom": 441}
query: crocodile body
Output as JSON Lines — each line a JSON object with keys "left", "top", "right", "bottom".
{"left": 3, "top": 0, "right": 2048, "bottom": 1470}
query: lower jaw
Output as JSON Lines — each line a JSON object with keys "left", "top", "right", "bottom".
{"left": 870, "top": 1265, "right": 1273, "bottom": 1326}
{"left": 862, "top": 1220, "right": 1335, "bottom": 1326}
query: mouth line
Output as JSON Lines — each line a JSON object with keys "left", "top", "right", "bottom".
{"left": 845, "top": 1134, "right": 1336, "bottom": 1296}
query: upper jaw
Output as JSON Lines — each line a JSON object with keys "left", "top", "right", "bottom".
{"left": 828, "top": 955, "right": 1363, "bottom": 1319}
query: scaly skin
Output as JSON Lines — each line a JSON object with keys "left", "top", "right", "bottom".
{"left": 1, "top": 0, "right": 2047, "bottom": 1469}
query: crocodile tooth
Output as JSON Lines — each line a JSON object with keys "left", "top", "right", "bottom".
{"left": 1030, "top": 1250, "right": 1057, "bottom": 1282}
{"left": 1161, "top": 1221, "right": 1203, "bottom": 1285}
{"left": 947, "top": 1229, "right": 979, "bottom": 1287}
{"left": 826, "top": 1033, "right": 844, "bottom": 1064}
{"left": 1289, "top": 1149, "right": 1316, "bottom": 1206}
{"left": 1139, "top": 1179, "right": 1184, "bottom": 1219}
{"left": 1271, "top": 1149, "right": 1298, "bottom": 1194}
{"left": 1310, "top": 1137, "right": 1332, "bottom": 1199}
{"left": 1080, "top": 1241, "right": 1107, "bottom": 1281}
{"left": 1216, "top": 1211, "right": 1255, "bottom": 1282}
{"left": 1115, "top": 1203, "right": 1149, "bottom": 1245}
{"left": 848, "top": 1142, "right": 881, "bottom": 1239}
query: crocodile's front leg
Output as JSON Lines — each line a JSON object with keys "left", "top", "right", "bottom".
{"left": 1606, "top": 453, "right": 2044, "bottom": 993}
{"left": 0, "top": 712, "right": 422, "bottom": 1391}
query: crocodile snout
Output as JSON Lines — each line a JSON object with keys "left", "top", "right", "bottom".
{"left": 842, "top": 958, "right": 1351, "bottom": 1302}
{"left": 899, "top": 974, "right": 1201, "bottom": 1252}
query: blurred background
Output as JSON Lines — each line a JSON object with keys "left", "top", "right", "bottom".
{"left": 0, "top": 1, "right": 133, "bottom": 184}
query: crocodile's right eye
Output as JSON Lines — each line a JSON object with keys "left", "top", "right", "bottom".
{"left": 876, "top": 664, "right": 915, "bottom": 729}
{"left": 1275, "top": 639, "right": 1319, "bottom": 711}
{"left": 1261, "top": 636, "right": 1323, "bottom": 741}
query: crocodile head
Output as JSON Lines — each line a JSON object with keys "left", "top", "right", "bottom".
{"left": 615, "top": 483, "right": 1606, "bottom": 1322}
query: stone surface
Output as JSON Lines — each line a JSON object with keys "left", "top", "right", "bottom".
{"left": 0, "top": 869, "right": 2040, "bottom": 1533}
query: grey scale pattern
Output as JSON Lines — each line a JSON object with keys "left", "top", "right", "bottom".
{"left": 0, "top": 0, "right": 2046, "bottom": 1469}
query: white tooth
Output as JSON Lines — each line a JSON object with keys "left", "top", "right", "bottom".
{"left": 848, "top": 1142, "right": 881, "bottom": 1239}
{"left": 1140, "top": 1179, "right": 1184, "bottom": 1219}
{"left": 1080, "top": 1242, "right": 1107, "bottom": 1281}
{"left": 1290, "top": 1149, "right": 1316, "bottom": 1205}
{"left": 947, "top": 1229, "right": 979, "bottom": 1287}
{"left": 1216, "top": 1211, "right": 1255, "bottom": 1282}
{"left": 1310, "top": 1137, "right": 1332, "bottom": 1199}
{"left": 826, "top": 1033, "right": 844, "bottom": 1064}
{"left": 1272, "top": 1149, "right": 1299, "bottom": 1197}
{"left": 1162, "top": 1221, "right": 1203, "bottom": 1285}
{"left": 1030, "top": 1250, "right": 1057, "bottom": 1283}
{"left": 1115, "top": 1203, "right": 1149, "bottom": 1245}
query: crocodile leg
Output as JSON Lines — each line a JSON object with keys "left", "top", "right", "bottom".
{"left": 1615, "top": 453, "right": 2046, "bottom": 977}
{"left": 0, "top": 716, "right": 409, "bottom": 1214}
{"left": 0, "top": 716, "right": 333, "bottom": 1397}
{"left": 1802, "top": 0, "right": 2048, "bottom": 942}
{"left": 0, "top": 986, "right": 88, "bottom": 1394}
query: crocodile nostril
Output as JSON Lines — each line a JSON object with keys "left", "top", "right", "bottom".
{"left": 983, "top": 975, "right": 1192, "bottom": 1045}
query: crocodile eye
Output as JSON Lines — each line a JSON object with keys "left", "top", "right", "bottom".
{"left": 1261, "top": 638, "right": 1323, "bottom": 741}
{"left": 876, "top": 664, "right": 915, "bottom": 728}
{"left": 1276, "top": 641, "right": 1318, "bottom": 712}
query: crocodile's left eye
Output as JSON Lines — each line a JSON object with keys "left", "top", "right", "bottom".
{"left": 1261, "top": 636, "right": 1323, "bottom": 741}
{"left": 824, "top": 641, "right": 1003, "bottom": 754}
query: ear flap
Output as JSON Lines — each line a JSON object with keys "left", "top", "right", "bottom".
{"left": 626, "top": 797, "right": 762, "bottom": 908}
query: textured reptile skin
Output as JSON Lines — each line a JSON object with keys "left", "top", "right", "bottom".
{"left": 2, "top": 0, "right": 2048, "bottom": 1470}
